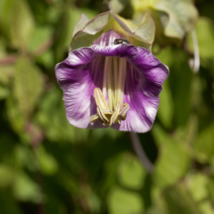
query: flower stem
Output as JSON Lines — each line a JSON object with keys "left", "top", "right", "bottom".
{"left": 129, "top": 132, "right": 154, "bottom": 174}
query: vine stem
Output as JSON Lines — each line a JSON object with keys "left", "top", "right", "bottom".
{"left": 129, "top": 132, "right": 154, "bottom": 174}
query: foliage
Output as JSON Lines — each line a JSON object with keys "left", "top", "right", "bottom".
{"left": 0, "top": 0, "right": 214, "bottom": 214}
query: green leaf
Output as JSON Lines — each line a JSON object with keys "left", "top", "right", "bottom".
{"left": 152, "top": 125, "right": 190, "bottom": 188}
{"left": 45, "top": 198, "right": 67, "bottom": 214}
{"left": 118, "top": 153, "right": 146, "bottom": 190}
{"left": 108, "top": 187, "right": 143, "bottom": 214}
{"left": 169, "top": 52, "right": 193, "bottom": 126}
{"left": 13, "top": 145, "right": 36, "bottom": 171}
{"left": 35, "top": 146, "right": 58, "bottom": 175}
{"left": 6, "top": 95, "right": 26, "bottom": 133}
{"left": 155, "top": 46, "right": 174, "bottom": 67}
{"left": 194, "top": 123, "right": 214, "bottom": 163}
{"left": 130, "top": 0, "right": 198, "bottom": 45}
{"left": 200, "top": 202, "right": 214, "bottom": 214}
{"left": 0, "top": 65, "right": 14, "bottom": 85}
{"left": 0, "top": 0, "right": 34, "bottom": 49}
{"left": 207, "top": 179, "right": 214, "bottom": 208}
{"left": 82, "top": 188, "right": 101, "bottom": 213}
{"left": 36, "top": 49, "right": 54, "bottom": 68}
{"left": 143, "top": 196, "right": 168, "bottom": 214}
{"left": 0, "top": 84, "right": 10, "bottom": 100}
{"left": 27, "top": 25, "right": 53, "bottom": 53}
{"left": 163, "top": 183, "right": 201, "bottom": 214}
{"left": 155, "top": 0, "right": 198, "bottom": 39}
{"left": 157, "top": 79, "right": 174, "bottom": 128}
{"left": 184, "top": 114, "right": 198, "bottom": 145}
{"left": 154, "top": 142, "right": 190, "bottom": 188}
{"left": 152, "top": 124, "right": 169, "bottom": 146}
{"left": 187, "top": 173, "right": 209, "bottom": 202}
{"left": 13, "top": 171, "right": 43, "bottom": 203}
{"left": 0, "top": 165, "right": 14, "bottom": 188}
{"left": 0, "top": 192, "right": 23, "bottom": 214}
{"left": 187, "top": 17, "right": 214, "bottom": 66}
{"left": 13, "top": 57, "right": 44, "bottom": 118}
{"left": 35, "top": 87, "right": 89, "bottom": 143}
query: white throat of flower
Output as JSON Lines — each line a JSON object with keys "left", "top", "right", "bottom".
{"left": 90, "top": 56, "right": 130, "bottom": 126}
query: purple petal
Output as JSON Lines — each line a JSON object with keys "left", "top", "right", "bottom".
{"left": 111, "top": 62, "right": 161, "bottom": 132}
{"left": 55, "top": 48, "right": 102, "bottom": 129}
{"left": 55, "top": 33, "right": 169, "bottom": 132}
{"left": 127, "top": 47, "right": 169, "bottom": 97}
{"left": 111, "top": 47, "right": 169, "bottom": 132}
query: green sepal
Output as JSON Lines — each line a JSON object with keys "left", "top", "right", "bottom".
{"left": 70, "top": 10, "right": 155, "bottom": 51}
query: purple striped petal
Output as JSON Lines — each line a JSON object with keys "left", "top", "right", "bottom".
{"left": 55, "top": 31, "right": 169, "bottom": 132}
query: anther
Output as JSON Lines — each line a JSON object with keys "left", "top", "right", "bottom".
{"left": 109, "top": 102, "right": 121, "bottom": 126}
{"left": 120, "top": 103, "right": 130, "bottom": 121}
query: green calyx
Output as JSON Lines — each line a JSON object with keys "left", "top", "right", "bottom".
{"left": 70, "top": 10, "right": 155, "bottom": 51}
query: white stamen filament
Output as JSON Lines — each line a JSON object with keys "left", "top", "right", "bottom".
{"left": 113, "top": 57, "right": 118, "bottom": 109}
{"left": 120, "top": 58, "right": 127, "bottom": 106}
{"left": 104, "top": 56, "right": 127, "bottom": 111}
{"left": 90, "top": 55, "right": 129, "bottom": 126}
{"left": 107, "top": 57, "right": 113, "bottom": 111}
{"left": 102, "top": 57, "right": 109, "bottom": 98}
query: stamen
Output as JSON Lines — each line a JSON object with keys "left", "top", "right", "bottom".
{"left": 91, "top": 53, "right": 129, "bottom": 126}
{"left": 94, "top": 87, "right": 110, "bottom": 122}
{"left": 117, "top": 58, "right": 127, "bottom": 106}
{"left": 103, "top": 57, "right": 109, "bottom": 98}
{"left": 97, "top": 106, "right": 109, "bottom": 123}
{"left": 113, "top": 57, "right": 118, "bottom": 109}
{"left": 110, "top": 102, "right": 121, "bottom": 126}
{"left": 94, "top": 88, "right": 109, "bottom": 110}
{"left": 121, "top": 58, "right": 127, "bottom": 105}
{"left": 90, "top": 110, "right": 113, "bottom": 123}
{"left": 90, "top": 114, "right": 99, "bottom": 123}
{"left": 120, "top": 103, "right": 130, "bottom": 120}
{"left": 90, "top": 88, "right": 114, "bottom": 124}
{"left": 107, "top": 57, "right": 113, "bottom": 111}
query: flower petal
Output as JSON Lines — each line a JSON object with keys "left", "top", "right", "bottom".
{"left": 56, "top": 40, "right": 169, "bottom": 132}
{"left": 112, "top": 94, "right": 160, "bottom": 133}
{"left": 128, "top": 47, "right": 169, "bottom": 97}
{"left": 55, "top": 48, "right": 103, "bottom": 129}
{"left": 55, "top": 44, "right": 137, "bottom": 129}
{"left": 111, "top": 47, "right": 169, "bottom": 133}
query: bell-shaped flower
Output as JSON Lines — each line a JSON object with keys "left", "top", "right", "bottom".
{"left": 55, "top": 12, "right": 169, "bottom": 133}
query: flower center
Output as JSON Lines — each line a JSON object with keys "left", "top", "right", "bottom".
{"left": 103, "top": 56, "right": 127, "bottom": 111}
{"left": 90, "top": 56, "right": 130, "bottom": 126}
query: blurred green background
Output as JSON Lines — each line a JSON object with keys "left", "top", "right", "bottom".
{"left": 0, "top": 0, "right": 214, "bottom": 214}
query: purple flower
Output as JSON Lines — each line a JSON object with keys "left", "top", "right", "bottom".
{"left": 55, "top": 31, "right": 169, "bottom": 133}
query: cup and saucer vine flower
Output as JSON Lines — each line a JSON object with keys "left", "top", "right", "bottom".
{"left": 55, "top": 10, "right": 169, "bottom": 133}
